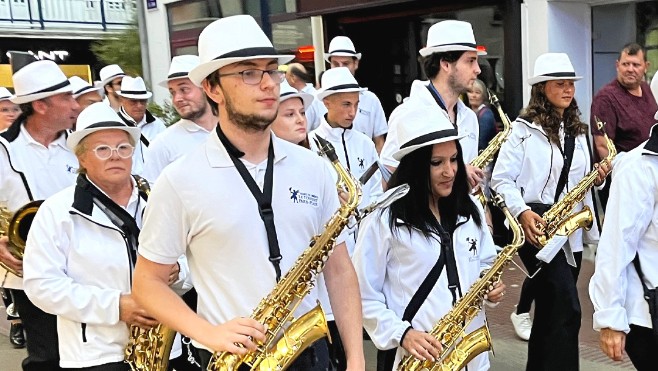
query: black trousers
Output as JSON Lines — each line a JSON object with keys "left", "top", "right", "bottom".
{"left": 626, "top": 324, "right": 658, "bottom": 371}
{"left": 2, "top": 288, "right": 19, "bottom": 320}
{"left": 198, "top": 340, "right": 330, "bottom": 371}
{"left": 518, "top": 246, "right": 582, "bottom": 371}
{"left": 62, "top": 362, "right": 129, "bottom": 371}
{"left": 327, "top": 320, "right": 345, "bottom": 371}
{"left": 12, "top": 289, "right": 62, "bottom": 371}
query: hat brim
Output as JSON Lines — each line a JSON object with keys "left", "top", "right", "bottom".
{"left": 117, "top": 91, "right": 153, "bottom": 100}
{"left": 188, "top": 54, "right": 295, "bottom": 87}
{"left": 158, "top": 75, "right": 191, "bottom": 88}
{"left": 100, "top": 73, "right": 126, "bottom": 87}
{"left": 280, "top": 91, "right": 314, "bottom": 110}
{"left": 0, "top": 95, "right": 14, "bottom": 101}
{"left": 73, "top": 86, "right": 102, "bottom": 99}
{"left": 393, "top": 133, "right": 466, "bottom": 161}
{"left": 11, "top": 85, "right": 73, "bottom": 105}
{"left": 67, "top": 125, "right": 141, "bottom": 151}
{"left": 527, "top": 75, "right": 583, "bottom": 86}
{"left": 316, "top": 87, "right": 367, "bottom": 101}
{"left": 419, "top": 44, "right": 478, "bottom": 57}
{"left": 324, "top": 52, "right": 362, "bottom": 63}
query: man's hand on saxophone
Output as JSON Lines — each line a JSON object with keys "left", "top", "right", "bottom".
{"left": 484, "top": 280, "right": 506, "bottom": 303}
{"left": 593, "top": 161, "right": 611, "bottom": 187}
{"left": 401, "top": 329, "right": 442, "bottom": 363}
{"left": 0, "top": 236, "right": 21, "bottom": 275}
{"left": 519, "top": 210, "right": 546, "bottom": 248}
{"left": 199, "top": 317, "right": 267, "bottom": 356}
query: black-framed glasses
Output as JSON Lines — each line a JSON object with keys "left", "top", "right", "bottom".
{"left": 218, "top": 69, "right": 285, "bottom": 85}
{"left": 92, "top": 143, "right": 134, "bottom": 160}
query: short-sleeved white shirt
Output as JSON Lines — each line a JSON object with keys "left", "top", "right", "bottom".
{"left": 138, "top": 131, "right": 343, "bottom": 351}
{"left": 142, "top": 119, "right": 212, "bottom": 182}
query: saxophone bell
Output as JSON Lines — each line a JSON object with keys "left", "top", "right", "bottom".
{"left": 0, "top": 200, "right": 43, "bottom": 278}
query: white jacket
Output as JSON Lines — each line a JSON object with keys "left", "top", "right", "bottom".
{"left": 381, "top": 80, "right": 479, "bottom": 168}
{"left": 353, "top": 197, "right": 496, "bottom": 370}
{"left": 490, "top": 118, "right": 600, "bottom": 252}
{"left": 312, "top": 90, "right": 389, "bottom": 139}
{"left": 23, "top": 179, "right": 187, "bottom": 368}
{"left": 118, "top": 108, "right": 167, "bottom": 176}
{"left": 590, "top": 136, "right": 658, "bottom": 332}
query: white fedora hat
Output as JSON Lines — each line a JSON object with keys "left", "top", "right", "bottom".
{"left": 0, "top": 87, "right": 13, "bottom": 101}
{"left": 324, "top": 36, "right": 362, "bottom": 62}
{"left": 188, "top": 15, "right": 294, "bottom": 87}
{"left": 159, "top": 55, "right": 200, "bottom": 87}
{"left": 393, "top": 106, "right": 464, "bottom": 161}
{"left": 117, "top": 76, "right": 152, "bottom": 100}
{"left": 10, "top": 60, "right": 73, "bottom": 105}
{"left": 69, "top": 76, "right": 102, "bottom": 99}
{"left": 527, "top": 52, "right": 582, "bottom": 86}
{"left": 316, "top": 67, "right": 367, "bottom": 101}
{"left": 67, "top": 102, "right": 141, "bottom": 151}
{"left": 99, "top": 64, "right": 126, "bottom": 86}
{"left": 420, "top": 20, "right": 479, "bottom": 57}
{"left": 279, "top": 80, "right": 313, "bottom": 110}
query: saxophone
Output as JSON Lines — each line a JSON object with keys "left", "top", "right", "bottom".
{"left": 536, "top": 120, "right": 615, "bottom": 246}
{"left": 207, "top": 135, "right": 362, "bottom": 371}
{"left": 397, "top": 190, "right": 524, "bottom": 371}
{"left": 470, "top": 91, "right": 513, "bottom": 206}
{"left": 0, "top": 200, "right": 42, "bottom": 278}
{"left": 125, "top": 175, "right": 178, "bottom": 371}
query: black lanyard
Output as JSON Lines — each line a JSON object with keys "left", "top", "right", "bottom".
{"left": 426, "top": 83, "right": 458, "bottom": 129}
{"left": 215, "top": 126, "right": 282, "bottom": 281}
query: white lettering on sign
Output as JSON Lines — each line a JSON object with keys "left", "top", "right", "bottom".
{"left": 4, "top": 50, "right": 70, "bottom": 61}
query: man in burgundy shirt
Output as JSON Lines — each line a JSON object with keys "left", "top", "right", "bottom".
{"left": 591, "top": 42, "right": 657, "bottom": 208}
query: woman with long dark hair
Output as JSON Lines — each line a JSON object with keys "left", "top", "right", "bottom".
{"left": 354, "top": 105, "right": 504, "bottom": 371}
{"left": 491, "top": 53, "right": 609, "bottom": 371}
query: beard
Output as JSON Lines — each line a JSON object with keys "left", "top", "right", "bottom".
{"left": 448, "top": 72, "right": 470, "bottom": 95}
{"left": 179, "top": 101, "right": 208, "bottom": 121}
{"left": 224, "top": 92, "right": 277, "bottom": 133}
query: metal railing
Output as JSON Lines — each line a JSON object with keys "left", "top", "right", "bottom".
{"left": 0, "top": 0, "right": 135, "bottom": 30}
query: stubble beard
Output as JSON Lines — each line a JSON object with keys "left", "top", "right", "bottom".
{"left": 179, "top": 101, "right": 208, "bottom": 121}
{"left": 224, "top": 92, "right": 277, "bottom": 133}
{"left": 448, "top": 72, "right": 470, "bottom": 96}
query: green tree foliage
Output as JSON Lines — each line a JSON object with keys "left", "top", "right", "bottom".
{"left": 91, "top": 20, "right": 143, "bottom": 77}
{"left": 148, "top": 101, "right": 181, "bottom": 127}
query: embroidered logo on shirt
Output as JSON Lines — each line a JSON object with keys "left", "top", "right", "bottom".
{"left": 467, "top": 237, "right": 478, "bottom": 256}
{"left": 358, "top": 158, "right": 364, "bottom": 169}
{"left": 358, "top": 108, "right": 370, "bottom": 116}
{"left": 469, "top": 133, "right": 476, "bottom": 139}
{"left": 289, "top": 187, "right": 318, "bottom": 207}
{"left": 66, "top": 164, "right": 78, "bottom": 174}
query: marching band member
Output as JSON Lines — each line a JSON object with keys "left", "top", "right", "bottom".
{"left": 270, "top": 80, "right": 313, "bottom": 148}
{"left": 490, "top": 52, "right": 608, "bottom": 371}
{"left": 0, "top": 60, "right": 80, "bottom": 371}
{"left": 590, "top": 123, "right": 658, "bottom": 370}
{"left": 354, "top": 105, "right": 503, "bottom": 371}
{"left": 0, "top": 87, "right": 20, "bottom": 131}
{"left": 23, "top": 103, "right": 184, "bottom": 370}
{"left": 99, "top": 64, "right": 126, "bottom": 112}
{"left": 132, "top": 15, "right": 365, "bottom": 370}
{"left": 69, "top": 76, "right": 103, "bottom": 111}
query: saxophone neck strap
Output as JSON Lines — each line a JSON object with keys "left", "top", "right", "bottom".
{"left": 426, "top": 83, "right": 458, "bottom": 129}
{"left": 215, "top": 125, "right": 282, "bottom": 281}
{"left": 555, "top": 134, "right": 576, "bottom": 203}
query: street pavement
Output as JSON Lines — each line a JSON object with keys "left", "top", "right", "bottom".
{"left": 0, "top": 246, "right": 636, "bottom": 370}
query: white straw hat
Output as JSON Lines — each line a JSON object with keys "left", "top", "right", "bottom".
{"left": 11, "top": 60, "right": 73, "bottom": 104}
{"left": 527, "top": 53, "right": 582, "bottom": 86}
{"left": 67, "top": 102, "right": 141, "bottom": 151}
{"left": 279, "top": 80, "right": 313, "bottom": 110}
{"left": 99, "top": 64, "right": 126, "bottom": 86}
{"left": 0, "top": 87, "right": 14, "bottom": 101}
{"left": 69, "top": 76, "right": 102, "bottom": 99}
{"left": 316, "top": 67, "right": 367, "bottom": 101}
{"left": 159, "top": 55, "right": 200, "bottom": 87}
{"left": 393, "top": 106, "right": 464, "bottom": 161}
{"left": 420, "top": 20, "right": 479, "bottom": 57}
{"left": 117, "top": 76, "right": 152, "bottom": 100}
{"left": 324, "top": 36, "right": 362, "bottom": 62}
{"left": 188, "top": 15, "right": 294, "bottom": 87}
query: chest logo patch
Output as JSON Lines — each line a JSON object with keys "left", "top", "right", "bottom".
{"left": 467, "top": 237, "right": 478, "bottom": 256}
{"left": 289, "top": 187, "right": 319, "bottom": 207}
{"left": 358, "top": 157, "right": 365, "bottom": 169}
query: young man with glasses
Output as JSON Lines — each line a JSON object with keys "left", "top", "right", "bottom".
{"left": 132, "top": 15, "right": 365, "bottom": 371}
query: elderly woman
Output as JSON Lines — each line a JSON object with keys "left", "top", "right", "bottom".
{"left": 0, "top": 87, "right": 20, "bottom": 132}
{"left": 22, "top": 103, "right": 185, "bottom": 370}
{"left": 354, "top": 104, "right": 504, "bottom": 371}
{"left": 491, "top": 53, "right": 609, "bottom": 371}
{"left": 466, "top": 79, "right": 496, "bottom": 151}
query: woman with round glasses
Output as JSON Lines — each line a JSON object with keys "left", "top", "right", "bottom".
{"left": 22, "top": 103, "right": 184, "bottom": 370}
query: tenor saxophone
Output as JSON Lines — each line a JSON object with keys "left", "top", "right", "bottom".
{"left": 470, "top": 91, "right": 513, "bottom": 206}
{"left": 536, "top": 120, "right": 616, "bottom": 246}
{"left": 397, "top": 191, "right": 524, "bottom": 371}
{"left": 125, "top": 175, "right": 177, "bottom": 371}
{"left": 207, "top": 136, "right": 362, "bottom": 371}
{"left": 0, "top": 200, "right": 42, "bottom": 278}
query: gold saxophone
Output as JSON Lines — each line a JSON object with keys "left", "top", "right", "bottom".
{"left": 0, "top": 200, "right": 42, "bottom": 278}
{"left": 470, "top": 91, "right": 513, "bottom": 206}
{"left": 125, "top": 175, "right": 178, "bottom": 371}
{"left": 397, "top": 191, "right": 524, "bottom": 371}
{"left": 536, "top": 120, "right": 615, "bottom": 246}
{"left": 207, "top": 136, "right": 362, "bottom": 371}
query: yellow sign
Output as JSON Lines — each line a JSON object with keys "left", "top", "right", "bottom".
{"left": 0, "top": 64, "right": 92, "bottom": 88}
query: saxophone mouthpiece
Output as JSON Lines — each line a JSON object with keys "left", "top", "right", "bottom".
{"left": 488, "top": 89, "right": 499, "bottom": 105}
{"left": 313, "top": 135, "right": 339, "bottom": 162}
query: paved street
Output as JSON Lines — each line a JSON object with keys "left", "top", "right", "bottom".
{"left": 0, "top": 247, "right": 636, "bottom": 370}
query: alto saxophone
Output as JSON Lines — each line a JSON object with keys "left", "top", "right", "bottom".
{"left": 470, "top": 91, "right": 513, "bottom": 206}
{"left": 0, "top": 200, "right": 43, "bottom": 278}
{"left": 536, "top": 120, "right": 616, "bottom": 246}
{"left": 125, "top": 175, "right": 177, "bottom": 371}
{"left": 398, "top": 191, "right": 524, "bottom": 371}
{"left": 207, "top": 136, "right": 362, "bottom": 371}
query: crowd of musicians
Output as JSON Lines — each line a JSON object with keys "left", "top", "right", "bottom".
{"left": 1, "top": 13, "right": 658, "bottom": 371}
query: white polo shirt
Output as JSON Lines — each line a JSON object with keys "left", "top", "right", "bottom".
{"left": 119, "top": 108, "right": 167, "bottom": 176}
{"left": 0, "top": 125, "right": 78, "bottom": 289}
{"left": 138, "top": 131, "right": 343, "bottom": 351}
{"left": 314, "top": 90, "right": 388, "bottom": 140}
{"left": 142, "top": 119, "right": 212, "bottom": 182}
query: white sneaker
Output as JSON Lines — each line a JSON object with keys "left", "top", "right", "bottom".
{"left": 510, "top": 312, "right": 532, "bottom": 341}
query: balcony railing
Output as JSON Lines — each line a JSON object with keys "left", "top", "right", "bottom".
{"left": 0, "top": 0, "right": 135, "bottom": 31}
